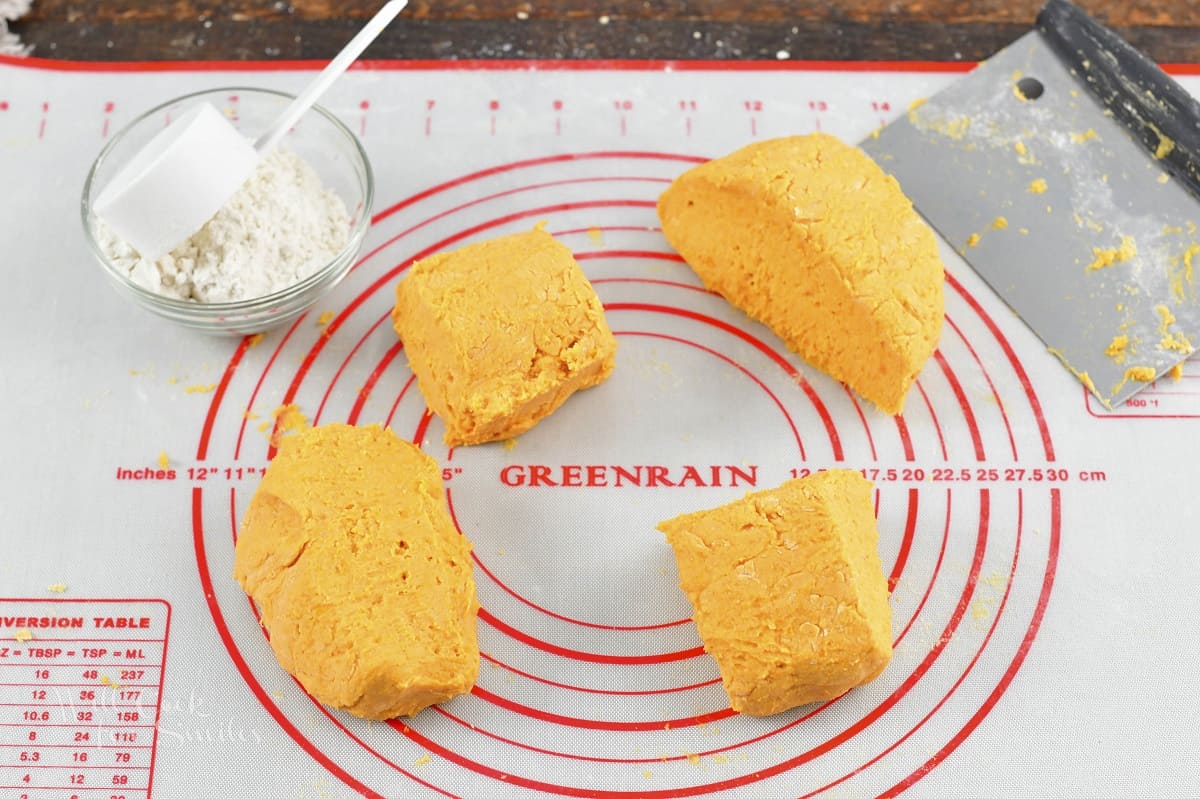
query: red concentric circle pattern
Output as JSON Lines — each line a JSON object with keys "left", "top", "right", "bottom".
{"left": 192, "top": 152, "right": 1059, "bottom": 798}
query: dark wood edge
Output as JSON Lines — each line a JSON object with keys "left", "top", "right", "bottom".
{"left": 11, "top": 19, "right": 1200, "bottom": 65}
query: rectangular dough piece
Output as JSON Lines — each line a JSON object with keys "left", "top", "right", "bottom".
{"left": 657, "top": 133, "right": 944, "bottom": 414}
{"left": 234, "top": 423, "right": 479, "bottom": 720}
{"left": 658, "top": 469, "right": 892, "bottom": 716}
{"left": 392, "top": 227, "right": 617, "bottom": 446}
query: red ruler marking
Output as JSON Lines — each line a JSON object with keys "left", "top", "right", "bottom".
{"left": 0, "top": 599, "right": 170, "bottom": 799}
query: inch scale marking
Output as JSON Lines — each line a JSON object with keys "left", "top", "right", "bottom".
{"left": 0, "top": 600, "right": 170, "bottom": 799}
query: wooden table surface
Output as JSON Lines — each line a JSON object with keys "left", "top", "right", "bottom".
{"left": 11, "top": 1, "right": 1200, "bottom": 65}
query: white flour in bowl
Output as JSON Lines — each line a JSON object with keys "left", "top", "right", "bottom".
{"left": 95, "top": 148, "right": 351, "bottom": 303}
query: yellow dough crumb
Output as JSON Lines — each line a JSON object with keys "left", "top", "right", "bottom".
{"left": 246, "top": 333, "right": 265, "bottom": 349}
{"left": 992, "top": 216, "right": 1009, "bottom": 230}
{"left": 1087, "top": 236, "right": 1137, "bottom": 271}
{"left": 414, "top": 755, "right": 432, "bottom": 766}
{"left": 47, "top": 583, "right": 67, "bottom": 593}
{"left": 1105, "top": 335, "right": 1130, "bottom": 364}
{"left": 157, "top": 451, "right": 169, "bottom": 469}
{"left": 1160, "top": 331, "right": 1193, "bottom": 354}
{"left": 587, "top": 227, "right": 604, "bottom": 245}
{"left": 393, "top": 228, "right": 617, "bottom": 446}
{"left": 1151, "top": 123, "right": 1175, "bottom": 160}
{"left": 1070, "top": 129, "right": 1098, "bottom": 143}
{"left": 1156, "top": 304, "right": 1177, "bottom": 332}
{"left": 14, "top": 630, "right": 33, "bottom": 642}
{"left": 656, "top": 134, "right": 944, "bottom": 414}
{"left": 1014, "top": 140, "right": 1028, "bottom": 155}
{"left": 185, "top": 384, "right": 216, "bottom": 394}
{"left": 970, "top": 599, "right": 991, "bottom": 622}
{"left": 965, "top": 232, "right": 981, "bottom": 248}
{"left": 1169, "top": 363, "right": 1185, "bottom": 381}
{"left": 1112, "top": 366, "right": 1158, "bottom": 395}
{"left": 658, "top": 470, "right": 892, "bottom": 716}
{"left": 1028, "top": 178, "right": 1048, "bottom": 194}
{"left": 316, "top": 311, "right": 334, "bottom": 327}
{"left": 1126, "top": 366, "right": 1157, "bottom": 382}
{"left": 234, "top": 424, "right": 480, "bottom": 720}
{"left": 1078, "top": 370, "right": 1097, "bottom": 395}
{"left": 270, "top": 404, "right": 309, "bottom": 447}
{"left": 1171, "top": 243, "right": 1199, "bottom": 301}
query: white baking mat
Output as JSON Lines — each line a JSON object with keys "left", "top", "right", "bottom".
{"left": 1, "top": 54, "right": 1198, "bottom": 798}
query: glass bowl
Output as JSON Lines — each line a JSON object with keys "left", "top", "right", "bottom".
{"left": 81, "top": 87, "right": 374, "bottom": 335}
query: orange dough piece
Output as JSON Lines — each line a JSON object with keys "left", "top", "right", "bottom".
{"left": 234, "top": 423, "right": 479, "bottom": 720}
{"left": 658, "top": 134, "right": 944, "bottom": 414}
{"left": 658, "top": 470, "right": 893, "bottom": 716}
{"left": 392, "top": 227, "right": 617, "bottom": 445}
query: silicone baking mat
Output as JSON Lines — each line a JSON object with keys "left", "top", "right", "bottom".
{"left": 1, "top": 54, "right": 1198, "bottom": 798}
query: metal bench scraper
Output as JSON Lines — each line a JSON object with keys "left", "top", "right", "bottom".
{"left": 862, "top": 0, "right": 1200, "bottom": 409}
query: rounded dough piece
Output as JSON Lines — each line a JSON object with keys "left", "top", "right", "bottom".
{"left": 657, "top": 133, "right": 944, "bottom": 414}
{"left": 234, "top": 423, "right": 479, "bottom": 720}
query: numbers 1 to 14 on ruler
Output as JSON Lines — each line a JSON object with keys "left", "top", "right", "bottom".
{"left": 3, "top": 94, "right": 906, "bottom": 142}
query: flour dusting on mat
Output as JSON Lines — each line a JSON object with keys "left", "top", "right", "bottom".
{"left": 96, "top": 149, "right": 350, "bottom": 302}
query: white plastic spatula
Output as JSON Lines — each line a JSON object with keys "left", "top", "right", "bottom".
{"left": 94, "top": 0, "right": 408, "bottom": 261}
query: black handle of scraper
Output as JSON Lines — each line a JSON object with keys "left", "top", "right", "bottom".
{"left": 1037, "top": 0, "right": 1200, "bottom": 202}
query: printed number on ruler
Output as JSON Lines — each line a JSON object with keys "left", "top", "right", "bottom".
{"left": 744, "top": 99, "right": 763, "bottom": 137}
{"left": 808, "top": 99, "right": 828, "bottom": 132}
{"left": 614, "top": 99, "right": 633, "bottom": 137}
{"left": 871, "top": 99, "right": 893, "bottom": 127}
{"left": 102, "top": 101, "right": 115, "bottom": 139}
{"left": 679, "top": 99, "right": 697, "bottom": 137}
{"left": 787, "top": 465, "right": 1108, "bottom": 484}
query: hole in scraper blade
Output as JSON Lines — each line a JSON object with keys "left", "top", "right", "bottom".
{"left": 1015, "top": 76, "right": 1045, "bottom": 100}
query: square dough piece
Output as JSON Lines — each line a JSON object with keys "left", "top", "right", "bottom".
{"left": 658, "top": 470, "right": 892, "bottom": 716}
{"left": 657, "top": 133, "right": 944, "bottom": 414}
{"left": 392, "top": 228, "right": 617, "bottom": 446}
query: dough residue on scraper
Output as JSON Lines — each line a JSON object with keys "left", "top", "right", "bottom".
{"left": 1087, "top": 235, "right": 1137, "bottom": 271}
